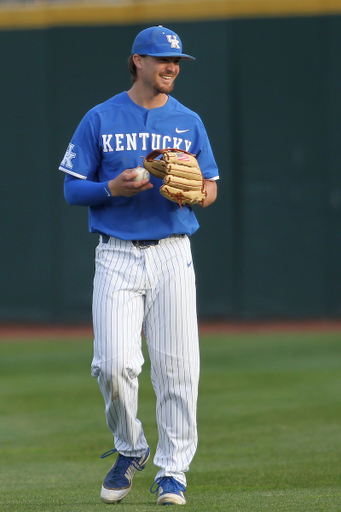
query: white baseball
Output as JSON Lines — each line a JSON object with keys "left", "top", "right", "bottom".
{"left": 132, "top": 166, "right": 150, "bottom": 182}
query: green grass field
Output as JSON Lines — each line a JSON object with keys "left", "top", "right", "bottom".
{"left": 0, "top": 330, "right": 340, "bottom": 511}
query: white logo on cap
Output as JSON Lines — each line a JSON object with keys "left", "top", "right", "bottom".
{"left": 166, "top": 35, "right": 180, "bottom": 49}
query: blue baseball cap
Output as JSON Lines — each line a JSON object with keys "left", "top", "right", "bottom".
{"left": 131, "top": 26, "right": 195, "bottom": 61}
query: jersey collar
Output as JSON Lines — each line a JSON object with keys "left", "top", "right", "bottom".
{"left": 122, "top": 91, "right": 176, "bottom": 116}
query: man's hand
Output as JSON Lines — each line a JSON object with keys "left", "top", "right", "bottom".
{"left": 198, "top": 180, "right": 217, "bottom": 207}
{"left": 108, "top": 169, "right": 153, "bottom": 197}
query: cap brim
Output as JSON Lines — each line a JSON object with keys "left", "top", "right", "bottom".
{"left": 143, "top": 52, "right": 195, "bottom": 61}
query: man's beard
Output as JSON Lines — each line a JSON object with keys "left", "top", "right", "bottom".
{"left": 154, "top": 80, "right": 175, "bottom": 95}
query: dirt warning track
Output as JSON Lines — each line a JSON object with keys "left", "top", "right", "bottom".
{"left": 1, "top": 319, "right": 341, "bottom": 339}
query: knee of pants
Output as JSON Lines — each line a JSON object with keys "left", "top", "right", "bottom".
{"left": 92, "top": 357, "right": 143, "bottom": 384}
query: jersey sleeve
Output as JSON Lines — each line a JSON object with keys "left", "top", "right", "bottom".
{"left": 64, "top": 173, "right": 112, "bottom": 206}
{"left": 195, "top": 122, "right": 219, "bottom": 181}
{"left": 59, "top": 111, "right": 101, "bottom": 180}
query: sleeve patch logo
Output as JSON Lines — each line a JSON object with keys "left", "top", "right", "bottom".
{"left": 61, "top": 143, "right": 76, "bottom": 169}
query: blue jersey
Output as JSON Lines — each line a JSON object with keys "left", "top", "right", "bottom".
{"left": 59, "top": 91, "right": 219, "bottom": 240}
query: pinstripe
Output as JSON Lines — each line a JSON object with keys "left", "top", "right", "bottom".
{"left": 92, "top": 237, "right": 148, "bottom": 455}
{"left": 144, "top": 237, "right": 199, "bottom": 486}
{"left": 91, "top": 235, "right": 199, "bottom": 483}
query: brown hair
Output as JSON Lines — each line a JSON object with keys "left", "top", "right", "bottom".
{"left": 128, "top": 54, "right": 146, "bottom": 83}
{"left": 128, "top": 55, "right": 137, "bottom": 83}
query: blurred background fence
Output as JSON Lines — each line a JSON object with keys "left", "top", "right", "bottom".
{"left": 1, "top": 0, "right": 341, "bottom": 323}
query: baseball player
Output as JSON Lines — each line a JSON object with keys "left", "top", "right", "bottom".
{"left": 59, "top": 25, "right": 219, "bottom": 506}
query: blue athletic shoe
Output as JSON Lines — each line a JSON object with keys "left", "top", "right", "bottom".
{"left": 100, "top": 447, "right": 150, "bottom": 503}
{"left": 151, "top": 476, "right": 187, "bottom": 505}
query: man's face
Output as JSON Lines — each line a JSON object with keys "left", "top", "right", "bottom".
{"left": 137, "top": 56, "right": 180, "bottom": 94}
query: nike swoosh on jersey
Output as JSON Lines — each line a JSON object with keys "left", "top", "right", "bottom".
{"left": 175, "top": 128, "right": 189, "bottom": 133}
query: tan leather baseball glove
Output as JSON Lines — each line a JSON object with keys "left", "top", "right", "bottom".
{"left": 143, "top": 149, "right": 207, "bottom": 206}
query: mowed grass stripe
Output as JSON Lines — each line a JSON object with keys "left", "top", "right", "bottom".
{"left": 0, "top": 331, "right": 340, "bottom": 511}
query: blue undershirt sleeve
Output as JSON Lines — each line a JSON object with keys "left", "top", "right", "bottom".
{"left": 64, "top": 174, "right": 112, "bottom": 206}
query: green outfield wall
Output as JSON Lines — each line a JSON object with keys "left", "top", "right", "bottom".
{"left": 1, "top": 4, "right": 341, "bottom": 322}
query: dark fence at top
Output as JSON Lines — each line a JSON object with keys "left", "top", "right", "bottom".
{"left": 1, "top": 16, "right": 341, "bottom": 323}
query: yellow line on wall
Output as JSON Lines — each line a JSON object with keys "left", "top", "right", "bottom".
{"left": 0, "top": 0, "right": 341, "bottom": 30}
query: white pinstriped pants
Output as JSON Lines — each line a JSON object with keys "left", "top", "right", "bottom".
{"left": 91, "top": 235, "right": 200, "bottom": 486}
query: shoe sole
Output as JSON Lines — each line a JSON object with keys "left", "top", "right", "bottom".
{"left": 157, "top": 492, "right": 187, "bottom": 505}
{"left": 100, "top": 484, "right": 131, "bottom": 503}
